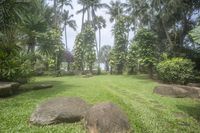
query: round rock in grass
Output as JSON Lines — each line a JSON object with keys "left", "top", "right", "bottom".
{"left": 30, "top": 97, "right": 90, "bottom": 125}
{"left": 153, "top": 85, "right": 188, "bottom": 98}
{"left": 0, "top": 82, "right": 20, "bottom": 97}
{"left": 153, "top": 85, "right": 200, "bottom": 98}
{"left": 84, "top": 102, "right": 131, "bottom": 133}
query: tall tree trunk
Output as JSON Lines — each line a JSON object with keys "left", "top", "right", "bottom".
{"left": 54, "top": 0, "right": 58, "bottom": 27}
{"left": 158, "top": 2, "right": 173, "bottom": 52}
{"left": 99, "top": 28, "right": 101, "bottom": 54}
{"left": 126, "top": 29, "right": 129, "bottom": 50}
{"left": 67, "top": 62, "right": 70, "bottom": 71}
{"left": 87, "top": 7, "right": 90, "bottom": 21}
{"left": 97, "top": 28, "right": 101, "bottom": 74}
{"left": 91, "top": 7, "right": 100, "bottom": 73}
{"left": 28, "top": 36, "right": 35, "bottom": 54}
{"left": 161, "top": 19, "right": 173, "bottom": 51}
{"left": 148, "top": 64, "right": 153, "bottom": 79}
{"left": 65, "top": 25, "right": 68, "bottom": 49}
{"left": 81, "top": 5, "right": 85, "bottom": 31}
{"left": 105, "top": 60, "right": 109, "bottom": 72}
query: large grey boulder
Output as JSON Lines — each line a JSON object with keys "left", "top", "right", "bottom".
{"left": 154, "top": 85, "right": 200, "bottom": 98}
{"left": 0, "top": 82, "right": 20, "bottom": 97}
{"left": 30, "top": 97, "right": 90, "bottom": 125}
{"left": 84, "top": 102, "right": 131, "bottom": 133}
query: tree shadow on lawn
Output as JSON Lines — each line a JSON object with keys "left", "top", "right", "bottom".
{"left": 176, "top": 104, "right": 200, "bottom": 123}
{"left": 124, "top": 74, "right": 157, "bottom": 83}
{"left": 124, "top": 74, "right": 150, "bottom": 80}
{"left": 7, "top": 80, "right": 81, "bottom": 99}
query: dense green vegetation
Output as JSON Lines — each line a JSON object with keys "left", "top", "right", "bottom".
{"left": 1, "top": 75, "right": 200, "bottom": 133}
{"left": 1, "top": 0, "right": 200, "bottom": 83}
{"left": 1, "top": 0, "right": 200, "bottom": 132}
{"left": 157, "top": 58, "right": 195, "bottom": 84}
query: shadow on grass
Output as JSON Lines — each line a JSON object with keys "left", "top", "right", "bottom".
{"left": 176, "top": 104, "right": 200, "bottom": 122}
{"left": 6, "top": 80, "right": 81, "bottom": 99}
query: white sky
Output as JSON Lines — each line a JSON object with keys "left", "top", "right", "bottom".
{"left": 62, "top": 0, "right": 127, "bottom": 50}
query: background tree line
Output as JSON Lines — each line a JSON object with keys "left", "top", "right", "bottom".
{"left": 0, "top": 0, "right": 200, "bottom": 84}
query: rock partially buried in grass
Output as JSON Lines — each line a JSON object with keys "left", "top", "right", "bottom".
{"left": 187, "top": 83, "right": 200, "bottom": 87}
{"left": 19, "top": 83, "right": 53, "bottom": 91}
{"left": 30, "top": 97, "right": 90, "bottom": 125}
{"left": 84, "top": 102, "right": 131, "bottom": 133}
{"left": 153, "top": 85, "right": 200, "bottom": 98}
{"left": 0, "top": 82, "right": 20, "bottom": 97}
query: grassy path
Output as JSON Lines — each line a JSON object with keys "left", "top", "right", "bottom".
{"left": 0, "top": 75, "right": 200, "bottom": 133}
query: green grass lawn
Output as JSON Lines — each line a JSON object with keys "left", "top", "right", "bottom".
{"left": 0, "top": 75, "right": 200, "bottom": 133}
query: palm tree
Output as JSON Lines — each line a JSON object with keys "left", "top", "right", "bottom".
{"left": 0, "top": 0, "right": 28, "bottom": 32}
{"left": 58, "top": 0, "right": 73, "bottom": 11}
{"left": 53, "top": 0, "right": 72, "bottom": 27}
{"left": 0, "top": 0, "right": 29, "bottom": 49}
{"left": 94, "top": 16, "right": 106, "bottom": 55}
{"left": 77, "top": 0, "right": 108, "bottom": 73}
{"left": 106, "top": 0, "right": 127, "bottom": 23}
{"left": 77, "top": 0, "right": 108, "bottom": 30}
{"left": 62, "top": 10, "right": 77, "bottom": 49}
{"left": 77, "top": 0, "right": 87, "bottom": 31}
{"left": 21, "top": 0, "right": 47, "bottom": 54}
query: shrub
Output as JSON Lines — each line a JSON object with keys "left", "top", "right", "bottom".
{"left": 157, "top": 58, "right": 195, "bottom": 84}
{"left": 0, "top": 52, "right": 33, "bottom": 83}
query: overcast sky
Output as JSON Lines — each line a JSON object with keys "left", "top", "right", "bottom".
{"left": 59, "top": 0, "right": 127, "bottom": 51}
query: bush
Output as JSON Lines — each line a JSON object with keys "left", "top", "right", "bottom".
{"left": 0, "top": 52, "right": 33, "bottom": 83}
{"left": 157, "top": 58, "right": 195, "bottom": 84}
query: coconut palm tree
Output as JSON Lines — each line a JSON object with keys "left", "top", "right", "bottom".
{"left": 106, "top": 0, "right": 127, "bottom": 23}
{"left": 94, "top": 16, "right": 106, "bottom": 55}
{"left": 58, "top": 0, "right": 73, "bottom": 11}
{"left": 77, "top": 0, "right": 108, "bottom": 30}
{"left": 77, "top": 0, "right": 87, "bottom": 31}
{"left": 53, "top": 0, "right": 72, "bottom": 27}
{"left": 62, "top": 10, "right": 77, "bottom": 49}
{"left": 77, "top": 0, "right": 108, "bottom": 73}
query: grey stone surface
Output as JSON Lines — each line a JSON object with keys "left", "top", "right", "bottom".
{"left": 85, "top": 102, "right": 131, "bottom": 133}
{"left": 154, "top": 85, "right": 200, "bottom": 98}
{"left": 30, "top": 97, "right": 90, "bottom": 125}
{"left": 0, "top": 82, "right": 20, "bottom": 97}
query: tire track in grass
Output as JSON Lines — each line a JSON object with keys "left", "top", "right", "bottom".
{"left": 104, "top": 84, "right": 194, "bottom": 133}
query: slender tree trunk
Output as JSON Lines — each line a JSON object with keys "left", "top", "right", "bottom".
{"left": 97, "top": 28, "right": 102, "bottom": 74}
{"left": 81, "top": 5, "right": 85, "bottom": 31}
{"left": 54, "top": 0, "right": 58, "bottom": 27}
{"left": 105, "top": 61, "right": 109, "bottom": 72}
{"left": 91, "top": 7, "right": 100, "bottom": 74}
{"left": 99, "top": 28, "right": 101, "bottom": 54}
{"left": 87, "top": 7, "right": 90, "bottom": 21}
{"left": 65, "top": 25, "right": 68, "bottom": 49}
{"left": 158, "top": 2, "right": 173, "bottom": 52}
{"left": 91, "top": 8, "right": 98, "bottom": 55}
{"left": 28, "top": 36, "right": 35, "bottom": 54}
{"left": 67, "top": 62, "right": 70, "bottom": 71}
{"left": 161, "top": 19, "right": 173, "bottom": 50}
{"left": 127, "top": 29, "right": 130, "bottom": 49}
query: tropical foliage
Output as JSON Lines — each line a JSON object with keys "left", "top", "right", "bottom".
{"left": 0, "top": 0, "right": 200, "bottom": 83}
{"left": 157, "top": 58, "right": 195, "bottom": 84}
